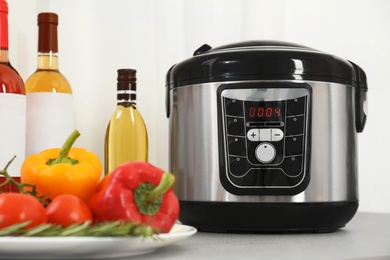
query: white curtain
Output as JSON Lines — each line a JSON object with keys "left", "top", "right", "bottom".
{"left": 7, "top": 0, "right": 390, "bottom": 213}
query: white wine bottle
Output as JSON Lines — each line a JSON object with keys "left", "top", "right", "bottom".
{"left": 25, "top": 12, "right": 74, "bottom": 156}
{"left": 104, "top": 69, "right": 148, "bottom": 175}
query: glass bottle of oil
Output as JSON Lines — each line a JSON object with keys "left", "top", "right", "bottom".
{"left": 104, "top": 69, "right": 148, "bottom": 174}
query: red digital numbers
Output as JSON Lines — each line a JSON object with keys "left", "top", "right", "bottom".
{"left": 274, "top": 108, "right": 281, "bottom": 117}
{"left": 249, "top": 107, "right": 281, "bottom": 118}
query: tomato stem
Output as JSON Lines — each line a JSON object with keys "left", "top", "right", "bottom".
{"left": 0, "top": 156, "right": 50, "bottom": 206}
{"left": 2, "top": 155, "right": 16, "bottom": 171}
{"left": 47, "top": 130, "right": 80, "bottom": 166}
{"left": 0, "top": 156, "right": 26, "bottom": 191}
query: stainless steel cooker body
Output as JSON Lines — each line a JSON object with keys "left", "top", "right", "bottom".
{"left": 169, "top": 80, "right": 358, "bottom": 204}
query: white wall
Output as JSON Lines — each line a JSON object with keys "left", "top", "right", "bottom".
{"left": 7, "top": 0, "right": 390, "bottom": 213}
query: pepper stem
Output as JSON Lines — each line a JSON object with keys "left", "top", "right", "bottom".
{"left": 134, "top": 173, "right": 175, "bottom": 216}
{"left": 147, "top": 173, "right": 175, "bottom": 202}
{"left": 47, "top": 130, "right": 80, "bottom": 165}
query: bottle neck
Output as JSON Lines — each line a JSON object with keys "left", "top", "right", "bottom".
{"left": 117, "top": 89, "right": 137, "bottom": 105}
{"left": 0, "top": 3, "right": 9, "bottom": 63}
{"left": 37, "top": 52, "right": 59, "bottom": 70}
{"left": 0, "top": 48, "right": 9, "bottom": 63}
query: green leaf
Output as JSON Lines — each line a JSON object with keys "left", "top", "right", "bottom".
{"left": 0, "top": 221, "right": 31, "bottom": 236}
{"left": 0, "top": 221, "right": 159, "bottom": 237}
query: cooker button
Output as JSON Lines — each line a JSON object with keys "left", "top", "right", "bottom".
{"left": 247, "top": 129, "right": 260, "bottom": 142}
{"left": 287, "top": 96, "right": 306, "bottom": 116}
{"left": 255, "top": 143, "right": 276, "bottom": 163}
{"left": 259, "top": 129, "right": 271, "bottom": 141}
{"left": 285, "top": 136, "right": 303, "bottom": 155}
{"left": 282, "top": 156, "right": 303, "bottom": 177}
{"left": 225, "top": 99, "right": 243, "bottom": 116}
{"left": 229, "top": 158, "right": 248, "bottom": 177}
{"left": 286, "top": 115, "right": 304, "bottom": 135}
{"left": 227, "top": 118, "right": 245, "bottom": 136}
{"left": 271, "top": 128, "right": 284, "bottom": 141}
{"left": 229, "top": 138, "right": 245, "bottom": 155}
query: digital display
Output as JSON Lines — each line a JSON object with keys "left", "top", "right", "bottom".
{"left": 248, "top": 107, "right": 281, "bottom": 118}
{"left": 245, "top": 100, "right": 285, "bottom": 121}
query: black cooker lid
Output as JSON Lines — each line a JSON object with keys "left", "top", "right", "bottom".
{"left": 166, "top": 40, "right": 367, "bottom": 89}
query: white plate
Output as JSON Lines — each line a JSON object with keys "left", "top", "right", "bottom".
{"left": 0, "top": 224, "right": 197, "bottom": 259}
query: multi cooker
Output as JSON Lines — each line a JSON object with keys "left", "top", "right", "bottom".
{"left": 165, "top": 41, "right": 367, "bottom": 232}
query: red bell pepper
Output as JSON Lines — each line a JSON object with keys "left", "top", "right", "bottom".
{"left": 88, "top": 161, "right": 180, "bottom": 233}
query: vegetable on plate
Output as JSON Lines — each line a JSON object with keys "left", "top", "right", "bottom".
{"left": 0, "top": 156, "right": 47, "bottom": 229}
{"left": 0, "top": 130, "right": 180, "bottom": 237}
{"left": 0, "top": 192, "right": 47, "bottom": 230}
{"left": 45, "top": 194, "right": 93, "bottom": 227}
{"left": 21, "top": 130, "right": 102, "bottom": 203}
{"left": 0, "top": 157, "right": 157, "bottom": 237}
{"left": 89, "top": 161, "right": 180, "bottom": 233}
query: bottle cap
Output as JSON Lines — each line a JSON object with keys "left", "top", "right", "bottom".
{"left": 38, "top": 12, "right": 58, "bottom": 53}
{"left": 38, "top": 12, "right": 58, "bottom": 25}
{"left": 0, "top": 0, "right": 8, "bottom": 14}
{"left": 117, "top": 69, "right": 137, "bottom": 101}
{"left": 0, "top": 0, "right": 8, "bottom": 49}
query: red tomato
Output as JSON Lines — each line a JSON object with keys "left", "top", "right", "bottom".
{"left": 0, "top": 193, "right": 47, "bottom": 229}
{"left": 46, "top": 194, "right": 93, "bottom": 227}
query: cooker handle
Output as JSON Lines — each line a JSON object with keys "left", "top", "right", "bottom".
{"left": 166, "top": 65, "right": 175, "bottom": 118}
{"left": 193, "top": 44, "right": 212, "bottom": 56}
{"left": 166, "top": 83, "right": 170, "bottom": 118}
{"left": 355, "top": 86, "right": 367, "bottom": 133}
{"left": 165, "top": 81, "right": 171, "bottom": 118}
{"left": 350, "top": 61, "right": 367, "bottom": 133}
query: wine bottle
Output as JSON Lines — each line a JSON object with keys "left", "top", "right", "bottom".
{"left": 104, "top": 69, "right": 148, "bottom": 175}
{"left": 25, "top": 12, "right": 74, "bottom": 156}
{"left": 0, "top": 0, "right": 26, "bottom": 192}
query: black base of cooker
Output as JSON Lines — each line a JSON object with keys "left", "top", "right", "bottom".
{"left": 179, "top": 201, "right": 358, "bottom": 233}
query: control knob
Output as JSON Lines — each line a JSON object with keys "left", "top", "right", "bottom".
{"left": 255, "top": 143, "right": 276, "bottom": 163}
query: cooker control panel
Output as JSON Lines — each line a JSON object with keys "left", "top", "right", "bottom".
{"left": 218, "top": 84, "right": 311, "bottom": 195}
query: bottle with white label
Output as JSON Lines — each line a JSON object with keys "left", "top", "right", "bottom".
{"left": 25, "top": 12, "right": 74, "bottom": 156}
{"left": 0, "top": 0, "right": 26, "bottom": 192}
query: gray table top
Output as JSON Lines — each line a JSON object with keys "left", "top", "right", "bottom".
{"left": 129, "top": 212, "right": 390, "bottom": 260}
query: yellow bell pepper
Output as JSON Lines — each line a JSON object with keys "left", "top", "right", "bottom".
{"left": 21, "top": 130, "right": 102, "bottom": 203}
